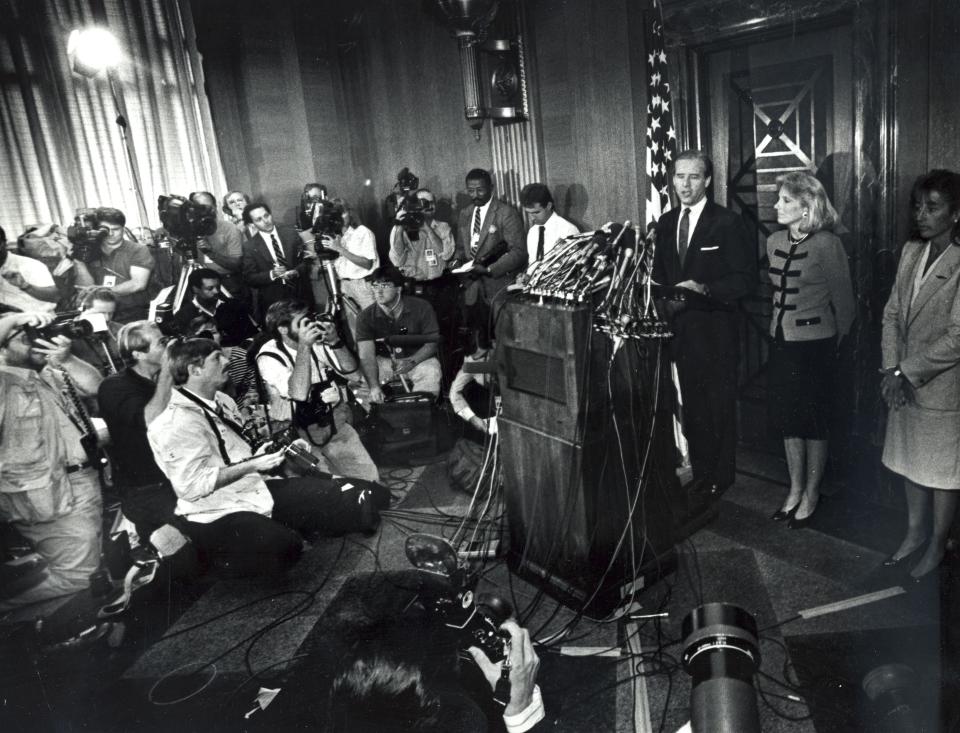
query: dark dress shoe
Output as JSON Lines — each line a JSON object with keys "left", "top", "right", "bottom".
{"left": 788, "top": 501, "right": 820, "bottom": 529}
{"left": 771, "top": 504, "right": 800, "bottom": 522}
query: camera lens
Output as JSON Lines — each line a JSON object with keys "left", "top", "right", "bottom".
{"left": 681, "top": 602, "right": 761, "bottom": 733}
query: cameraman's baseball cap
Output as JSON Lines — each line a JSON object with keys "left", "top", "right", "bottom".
{"left": 365, "top": 265, "right": 406, "bottom": 287}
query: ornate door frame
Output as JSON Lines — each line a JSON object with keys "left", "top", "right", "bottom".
{"left": 660, "top": 0, "right": 897, "bottom": 483}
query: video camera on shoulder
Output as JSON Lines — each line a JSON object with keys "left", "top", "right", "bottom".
{"left": 310, "top": 199, "right": 345, "bottom": 255}
{"left": 66, "top": 209, "right": 109, "bottom": 263}
{"left": 398, "top": 191, "right": 427, "bottom": 240}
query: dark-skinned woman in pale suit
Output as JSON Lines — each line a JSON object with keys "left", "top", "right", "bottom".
{"left": 881, "top": 169, "right": 960, "bottom": 582}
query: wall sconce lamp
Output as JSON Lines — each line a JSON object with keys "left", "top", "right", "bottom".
{"left": 435, "top": 0, "right": 528, "bottom": 139}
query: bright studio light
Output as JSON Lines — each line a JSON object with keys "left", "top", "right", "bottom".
{"left": 68, "top": 28, "right": 122, "bottom": 78}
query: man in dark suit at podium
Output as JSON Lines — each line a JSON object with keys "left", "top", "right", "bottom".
{"left": 653, "top": 150, "right": 756, "bottom": 500}
{"left": 241, "top": 202, "right": 314, "bottom": 320}
{"left": 455, "top": 168, "right": 525, "bottom": 339}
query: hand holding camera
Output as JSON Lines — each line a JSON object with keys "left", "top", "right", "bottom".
{"left": 298, "top": 318, "right": 324, "bottom": 347}
{"left": 468, "top": 620, "right": 541, "bottom": 717}
{"left": 31, "top": 334, "right": 73, "bottom": 366}
{"left": 248, "top": 441, "right": 287, "bottom": 473}
{"left": 320, "top": 233, "right": 345, "bottom": 254}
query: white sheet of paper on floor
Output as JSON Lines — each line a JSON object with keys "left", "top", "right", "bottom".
{"left": 244, "top": 687, "right": 281, "bottom": 718}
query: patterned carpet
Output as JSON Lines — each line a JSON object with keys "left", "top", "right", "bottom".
{"left": 2, "top": 451, "right": 956, "bottom": 732}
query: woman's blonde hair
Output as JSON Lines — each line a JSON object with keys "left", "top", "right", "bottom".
{"left": 776, "top": 171, "right": 838, "bottom": 234}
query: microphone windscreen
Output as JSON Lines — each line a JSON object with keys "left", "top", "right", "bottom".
{"left": 618, "top": 227, "right": 637, "bottom": 251}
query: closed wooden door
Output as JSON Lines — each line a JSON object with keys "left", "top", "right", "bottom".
{"left": 698, "top": 24, "right": 855, "bottom": 450}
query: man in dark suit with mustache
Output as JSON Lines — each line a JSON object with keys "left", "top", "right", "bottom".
{"left": 241, "top": 202, "right": 314, "bottom": 321}
{"left": 653, "top": 149, "right": 756, "bottom": 501}
{"left": 455, "top": 168, "right": 525, "bottom": 340}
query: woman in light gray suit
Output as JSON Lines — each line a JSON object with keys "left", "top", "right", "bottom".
{"left": 881, "top": 169, "right": 960, "bottom": 582}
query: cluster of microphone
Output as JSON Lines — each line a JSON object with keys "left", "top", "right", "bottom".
{"left": 521, "top": 221, "right": 671, "bottom": 340}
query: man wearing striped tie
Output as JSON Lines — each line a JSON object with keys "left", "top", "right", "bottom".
{"left": 240, "top": 202, "right": 315, "bottom": 322}
{"left": 455, "top": 168, "right": 525, "bottom": 342}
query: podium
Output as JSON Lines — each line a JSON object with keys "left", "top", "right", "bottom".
{"left": 496, "top": 300, "right": 681, "bottom": 615}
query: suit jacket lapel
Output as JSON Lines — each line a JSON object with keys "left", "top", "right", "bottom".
{"left": 907, "top": 245, "right": 960, "bottom": 326}
{"left": 474, "top": 201, "right": 497, "bottom": 260}
{"left": 256, "top": 232, "right": 275, "bottom": 265}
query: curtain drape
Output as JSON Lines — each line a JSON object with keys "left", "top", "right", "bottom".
{"left": 0, "top": 0, "right": 227, "bottom": 236}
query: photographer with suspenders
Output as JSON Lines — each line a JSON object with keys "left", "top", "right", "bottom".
{"left": 255, "top": 299, "right": 379, "bottom": 482}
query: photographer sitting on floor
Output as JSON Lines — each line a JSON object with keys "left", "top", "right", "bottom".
{"left": 355, "top": 265, "right": 442, "bottom": 403}
{"left": 255, "top": 299, "right": 378, "bottom": 482}
{"left": 0, "top": 311, "right": 104, "bottom": 612}
{"left": 329, "top": 619, "right": 545, "bottom": 733}
{"left": 97, "top": 321, "right": 181, "bottom": 545}
{"left": 147, "top": 338, "right": 380, "bottom": 577}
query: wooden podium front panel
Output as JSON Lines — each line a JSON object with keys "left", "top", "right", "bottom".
{"left": 496, "top": 301, "right": 607, "bottom": 444}
{"left": 498, "top": 418, "right": 594, "bottom": 585}
{"left": 496, "top": 300, "right": 682, "bottom": 612}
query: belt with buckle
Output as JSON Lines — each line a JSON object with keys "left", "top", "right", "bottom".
{"left": 66, "top": 461, "right": 94, "bottom": 474}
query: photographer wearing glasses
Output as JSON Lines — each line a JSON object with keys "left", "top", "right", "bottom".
{"left": 355, "top": 266, "right": 442, "bottom": 404}
{"left": 0, "top": 311, "right": 105, "bottom": 612}
{"left": 256, "top": 299, "right": 379, "bottom": 482}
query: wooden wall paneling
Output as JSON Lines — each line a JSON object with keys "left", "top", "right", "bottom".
{"left": 530, "top": 0, "right": 578, "bottom": 224}
{"left": 892, "top": 0, "right": 929, "bottom": 248}
{"left": 626, "top": 2, "right": 652, "bottom": 226}
{"left": 925, "top": 0, "right": 960, "bottom": 174}
{"left": 532, "top": 0, "right": 642, "bottom": 230}
{"left": 323, "top": 0, "right": 493, "bottom": 240}
{"left": 290, "top": 2, "right": 357, "bottom": 212}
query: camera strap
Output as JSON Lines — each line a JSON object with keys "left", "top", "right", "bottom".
{"left": 176, "top": 387, "right": 251, "bottom": 465}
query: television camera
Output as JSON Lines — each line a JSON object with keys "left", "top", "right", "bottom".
{"left": 157, "top": 194, "right": 218, "bottom": 260}
{"left": 387, "top": 167, "right": 425, "bottom": 236}
{"left": 151, "top": 194, "right": 220, "bottom": 335}
{"left": 404, "top": 533, "right": 512, "bottom": 664}
{"left": 66, "top": 209, "right": 109, "bottom": 263}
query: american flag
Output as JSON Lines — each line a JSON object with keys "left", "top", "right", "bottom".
{"left": 645, "top": 9, "right": 677, "bottom": 226}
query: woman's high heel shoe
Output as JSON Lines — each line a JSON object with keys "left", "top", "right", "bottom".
{"left": 788, "top": 497, "right": 821, "bottom": 529}
{"left": 881, "top": 542, "right": 926, "bottom": 568}
{"left": 771, "top": 503, "right": 800, "bottom": 522}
